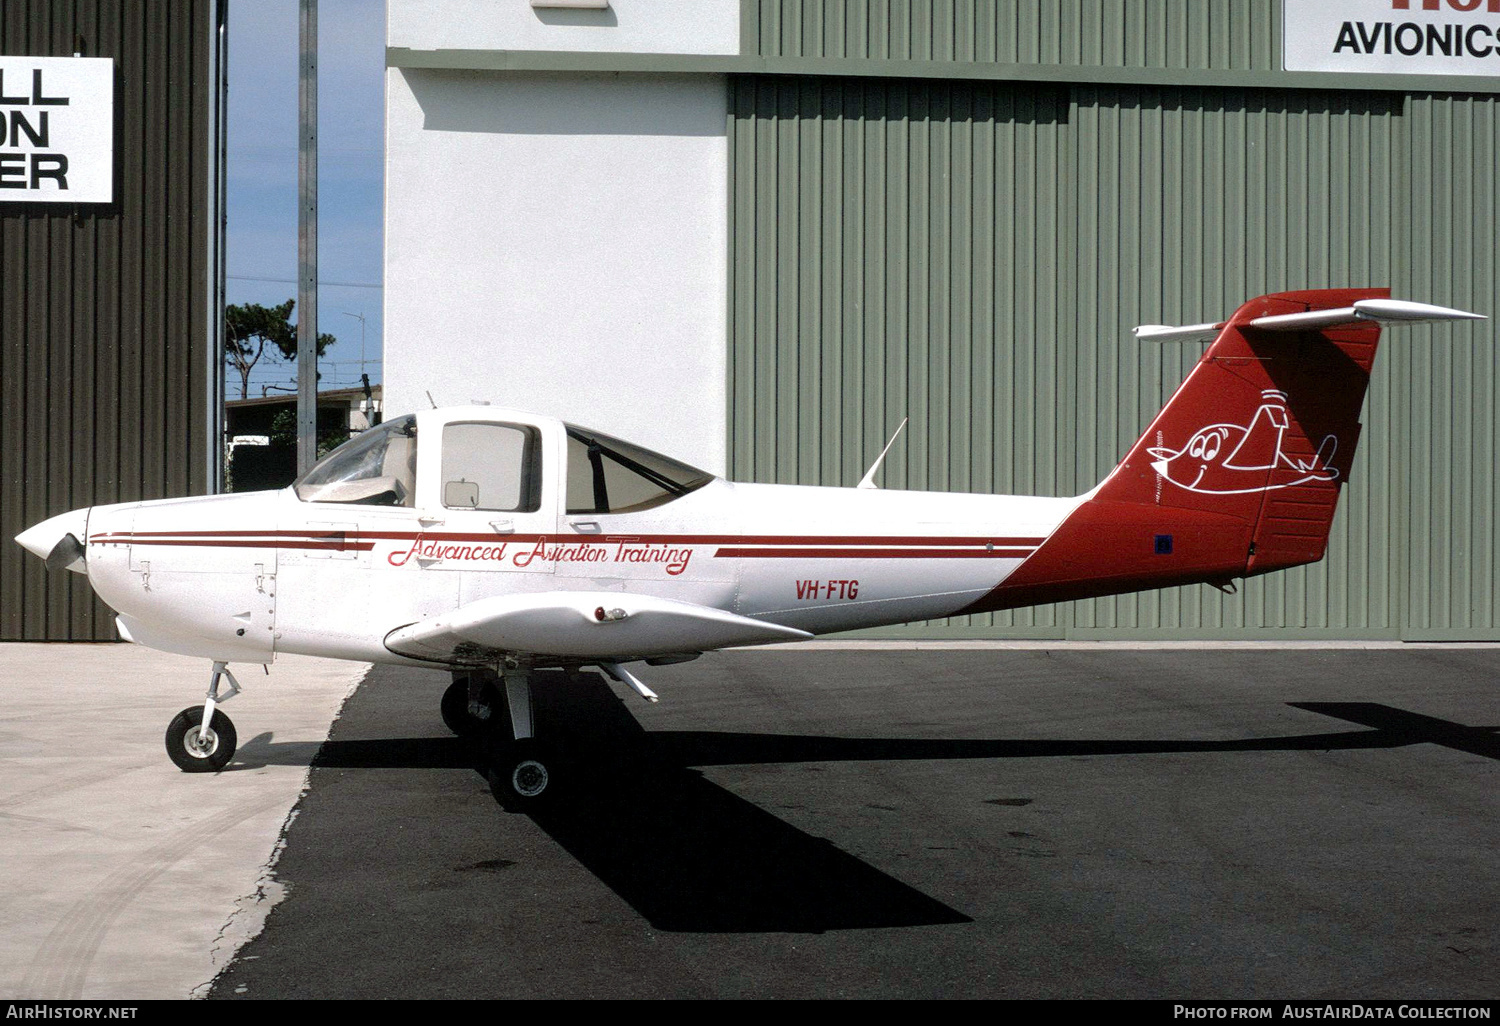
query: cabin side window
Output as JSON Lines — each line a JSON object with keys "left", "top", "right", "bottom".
{"left": 440, "top": 422, "right": 541, "bottom": 512}
{"left": 293, "top": 415, "right": 417, "bottom": 507}
{"left": 565, "top": 425, "right": 714, "bottom": 515}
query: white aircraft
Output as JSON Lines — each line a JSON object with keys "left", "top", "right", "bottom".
{"left": 14, "top": 288, "right": 1485, "bottom": 805}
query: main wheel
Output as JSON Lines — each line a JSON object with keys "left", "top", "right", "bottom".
{"left": 440, "top": 677, "right": 503, "bottom": 737}
{"left": 487, "top": 738, "right": 558, "bottom": 808}
{"left": 165, "top": 706, "right": 237, "bottom": 773}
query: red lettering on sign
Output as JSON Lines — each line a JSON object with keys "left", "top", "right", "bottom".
{"left": 1392, "top": 0, "right": 1500, "bottom": 12}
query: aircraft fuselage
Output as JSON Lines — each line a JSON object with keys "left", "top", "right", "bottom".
{"left": 74, "top": 442, "right": 1081, "bottom": 667}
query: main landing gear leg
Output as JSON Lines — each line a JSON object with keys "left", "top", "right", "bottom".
{"left": 164, "top": 661, "right": 241, "bottom": 773}
{"left": 486, "top": 666, "right": 558, "bottom": 809}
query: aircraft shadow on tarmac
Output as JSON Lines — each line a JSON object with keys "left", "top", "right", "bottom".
{"left": 229, "top": 679, "right": 1497, "bottom": 934}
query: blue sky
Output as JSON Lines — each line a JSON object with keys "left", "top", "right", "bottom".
{"left": 226, "top": 0, "right": 386, "bottom": 400}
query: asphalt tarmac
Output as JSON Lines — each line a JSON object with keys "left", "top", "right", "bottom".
{"left": 208, "top": 648, "right": 1500, "bottom": 1000}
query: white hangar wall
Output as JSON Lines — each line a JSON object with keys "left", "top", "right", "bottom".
{"left": 388, "top": 0, "right": 738, "bottom": 56}
{"left": 383, "top": 1, "right": 736, "bottom": 473}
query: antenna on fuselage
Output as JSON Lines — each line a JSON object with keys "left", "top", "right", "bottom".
{"left": 857, "top": 417, "right": 909, "bottom": 490}
{"left": 425, "top": 390, "right": 437, "bottom": 409}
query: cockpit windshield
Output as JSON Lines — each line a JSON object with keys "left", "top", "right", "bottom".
{"left": 565, "top": 424, "right": 714, "bottom": 515}
{"left": 293, "top": 415, "right": 417, "bottom": 506}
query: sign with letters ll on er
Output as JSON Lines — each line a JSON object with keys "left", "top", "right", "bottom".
{"left": 1285, "top": 0, "right": 1500, "bottom": 76}
{"left": 0, "top": 56, "right": 113, "bottom": 203}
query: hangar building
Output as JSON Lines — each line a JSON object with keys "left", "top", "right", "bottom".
{"left": 385, "top": 0, "right": 1500, "bottom": 642}
{"left": 0, "top": 0, "right": 225, "bottom": 641}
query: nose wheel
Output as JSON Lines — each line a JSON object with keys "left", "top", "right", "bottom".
{"left": 165, "top": 706, "right": 237, "bottom": 772}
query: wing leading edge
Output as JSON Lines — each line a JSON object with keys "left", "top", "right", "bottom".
{"left": 383, "top": 591, "right": 812, "bottom": 664}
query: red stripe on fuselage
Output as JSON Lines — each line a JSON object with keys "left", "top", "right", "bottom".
{"left": 92, "top": 530, "right": 1045, "bottom": 550}
{"left": 716, "top": 546, "right": 1036, "bottom": 559}
{"left": 90, "top": 536, "right": 375, "bottom": 552}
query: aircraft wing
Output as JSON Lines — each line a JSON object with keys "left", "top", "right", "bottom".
{"left": 384, "top": 591, "right": 812, "bottom": 664}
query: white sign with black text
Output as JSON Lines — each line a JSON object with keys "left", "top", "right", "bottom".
{"left": 0, "top": 56, "right": 113, "bottom": 203}
{"left": 1285, "top": 0, "right": 1500, "bottom": 76}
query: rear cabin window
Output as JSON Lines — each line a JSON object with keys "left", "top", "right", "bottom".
{"left": 441, "top": 422, "right": 541, "bottom": 512}
{"left": 565, "top": 426, "right": 714, "bottom": 515}
{"left": 293, "top": 415, "right": 417, "bottom": 506}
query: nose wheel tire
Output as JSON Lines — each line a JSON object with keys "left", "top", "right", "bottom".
{"left": 487, "top": 739, "right": 558, "bottom": 809}
{"left": 165, "top": 707, "right": 238, "bottom": 773}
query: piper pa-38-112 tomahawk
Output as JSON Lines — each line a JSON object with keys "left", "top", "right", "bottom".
{"left": 14, "top": 288, "right": 1486, "bottom": 805}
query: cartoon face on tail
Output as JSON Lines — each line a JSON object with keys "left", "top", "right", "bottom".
{"left": 1147, "top": 391, "right": 1339, "bottom": 495}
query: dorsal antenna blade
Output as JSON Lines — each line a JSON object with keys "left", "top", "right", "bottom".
{"left": 858, "top": 418, "right": 908, "bottom": 489}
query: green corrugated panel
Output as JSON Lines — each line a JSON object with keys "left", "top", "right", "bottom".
{"left": 1069, "top": 87, "right": 1405, "bottom": 636}
{"left": 748, "top": 0, "right": 1280, "bottom": 72}
{"left": 727, "top": 76, "right": 1073, "bottom": 634}
{"left": 1401, "top": 95, "right": 1500, "bottom": 640}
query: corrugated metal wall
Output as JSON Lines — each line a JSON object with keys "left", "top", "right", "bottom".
{"left": 0, "top": 0, "right": 217, "bottom": 641}
{"left": 1401, "top": 94, "right": 1500, "bottom": 640}
{"left": 728, "top": 75, "right": 1500, "bottom": 639}
{"left": 1069, "top": 87, "right": 1405, "bottom": 637}
{"left": 746, "top": 0, "right": 1281, "bottom": 72}
{"left": 728, "top": 76, "right": 1072, "bottom": 633}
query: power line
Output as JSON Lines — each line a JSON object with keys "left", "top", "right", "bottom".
{"left": 228, "top": 273, "right": 382, "bottom": 290}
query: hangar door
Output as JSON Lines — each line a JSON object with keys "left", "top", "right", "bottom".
{"left": 1064, "top": 86, "right": 1406, "bottom": 638}
{"left": 728, "top": 76, "right": 1496, "bottom": 640}
{"left": 727, "top": 77, "right": 1074, "bottom": 637}
{"left": 1401, "top": 95, "right": 1500, "bottom": 641}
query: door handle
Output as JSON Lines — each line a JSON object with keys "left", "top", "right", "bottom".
{"left": 570, "top": 520, "right": 601, "bottom": 533}
{"left": 489, "top": 519, "right": 515, "bottom": 534}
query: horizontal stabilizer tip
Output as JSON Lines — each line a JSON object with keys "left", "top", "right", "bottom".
{"left": 1135, "top": 299, "right": 1484, "bottom": 342}
{"left": 1132, "top": 322, "right": 1224, "bottom": 344}
{"left": 1249, "top": 299, "right": 1485, "bottom": 332}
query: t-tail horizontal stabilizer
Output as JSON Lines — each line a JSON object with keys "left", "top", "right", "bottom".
{"left": 1133, "top": 298, "right": 1484, "bottom": 342}
{"left": 384, "top": 591, "right": 812, "bottom": 663}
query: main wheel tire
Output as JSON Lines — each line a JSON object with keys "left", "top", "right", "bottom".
{"left": 440, "top": 678, "right": 503, "bottom": 737}
{"left": 487, "top": 738, "right": 558, "bottom": 809}
{"left": 165, "top": 706, "right": 237, "bottom": 773}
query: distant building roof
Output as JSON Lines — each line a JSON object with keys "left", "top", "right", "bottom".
{"left": 225, "top": 384, "right": 382, "bottom": 410}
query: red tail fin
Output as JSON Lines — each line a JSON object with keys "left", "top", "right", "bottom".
{"left": 964, "top": 288, "right": 1388, "bottom": 613}
{"left": 1097, "top": 287, "right": 1385, "bottom": 576}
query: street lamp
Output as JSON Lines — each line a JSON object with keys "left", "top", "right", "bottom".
{"left": 342, "top": 310, "right": 366, "bottom": 379}
{"left": 343, "top": 310, "right": 368, "bottom": 422}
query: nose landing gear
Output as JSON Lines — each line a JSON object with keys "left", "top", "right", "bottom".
{"left": 164, "top": 661, "right": 242, "bottom": 772}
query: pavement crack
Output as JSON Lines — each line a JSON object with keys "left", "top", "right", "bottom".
{"left": 194, "top": 668, "right": 365, "bottom": 999}
{"left": 192, "top": 790, "right": 305, "bottom": 998}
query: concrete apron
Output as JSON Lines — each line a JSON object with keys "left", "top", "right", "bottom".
{"left": 0, "top": 643, "right": 365, "bottom": 1000}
